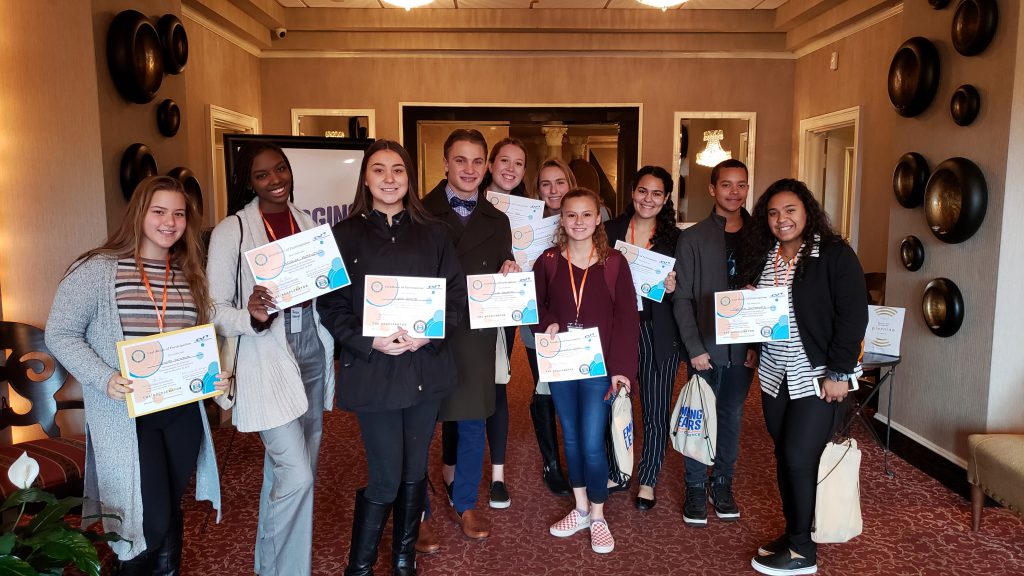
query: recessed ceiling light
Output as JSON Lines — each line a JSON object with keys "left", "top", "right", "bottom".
{"left": 382, "top": 0, "right": 434, "bottom": 10}
{"left": 636, "top": 0, "right": 688, "bottom": 10}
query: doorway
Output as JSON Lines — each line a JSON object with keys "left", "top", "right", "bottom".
{"left": 798, "top": 107, "right": 862, "bottom": 249}
{"left": 208, "top": 105, "right": 259, "bottom": 226}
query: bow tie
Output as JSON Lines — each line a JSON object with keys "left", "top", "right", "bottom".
{"left": 450, "top": 196, "right": 477, "bottom": 211}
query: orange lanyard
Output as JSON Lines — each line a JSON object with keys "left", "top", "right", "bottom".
{"left": 260, "top": 209, "right": 295, "bottom": 241}
{"left": 773, "top": 249, "right": 798, "bottom": 287}
{"left": 138, "top": 257, "right": 170, "bottom": 332}
{"left": 629, "top": 218, "right": 653, "bottom": 249}
{"left": 566, "top": 245, "right": 595, "bottom": 324}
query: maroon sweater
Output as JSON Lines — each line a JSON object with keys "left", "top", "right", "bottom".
{"left": 533, "top": 247, "right": 640, "bottom": 385}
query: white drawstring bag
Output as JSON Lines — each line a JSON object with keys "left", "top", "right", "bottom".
{"left": 812, "top": 438, "right": 863, "bottom": 543}
{"left": 669, "top": 373, "right": 717, "bottom": 466}
{"left": 608, "top": 386, "right": 634, "bottom": 482}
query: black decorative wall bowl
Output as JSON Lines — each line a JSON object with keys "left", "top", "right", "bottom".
{"left": 929, "top": 0, "right": 951, "bottom": 7}
{"left": 168, "top": 166, "right": 203, "bottom": 213}
{"left": 953, "top": 0, "right": 999, "bottom": 56}
{"left": 120, "top": 143, "right": 159, "bottom": 201}
{"left": 157, "top": 99, "right": 180, "bottom": 137}
{"left": 924, "top": 157, "right": 987, "bottom": 243}
{"left": 922, "top": 278, "right": 964, "bottom": 337}
{"left": 900, "top": 236, "right": 925, "bottom": 271}
{"left": 893, "top": 152, "right": 930, "bottom": 208}
{"left": 888, "top": 37, "right": 941, "bottom": 117}
{"left": 158, "top": 14, "right": 189, "bottom": 74}
{"left": 950, "top": 84, "right": 981, "bottom": 126}
{"left": 107, "top": 10, "right": 164, "bottom": 104}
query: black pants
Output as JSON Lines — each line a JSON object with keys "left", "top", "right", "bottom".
{"left": 357, "top": 399, "right": 442, "bottom": 503}
{"left": 761, "top": 381, "right": 844, "bottom": 559}
{"left": 136, "top": 402, "right": 203, "bottom": 550}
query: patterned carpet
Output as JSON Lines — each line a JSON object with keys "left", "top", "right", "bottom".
{"left": 177, "top": 341, "right": 1024, "bottom": 575}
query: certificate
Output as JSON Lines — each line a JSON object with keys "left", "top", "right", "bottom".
{"left": 467, "top": 272, "right": 539, "bottom": 329}
{"left": 117, "top": 324, "right": 224, "bottom": 418}
{"left": 511, "top": 215, "right": 560, "bottom": 272}
{"left": 244, "top": 224, "right": 350, "bottom": 312}
{"left": 614, "top": 240, "right": 676, "bottom": 304}
{"left": 715, "top": 287, "right": 790, "bottom": 344}
{"left": 535, "top": 328, "right": 608, "bottom": 382}
{"left": 363, "top": 275, "right": 447, "bottom": 339}
{"left": 486, "top": 191, "right": 545, "bottom": 227}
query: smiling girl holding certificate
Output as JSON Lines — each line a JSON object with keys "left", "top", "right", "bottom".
{"left": 533, "top": 188, "right": 639, "bottom": 554}
{"left": 317, "top": 140, "right": 465, "bottom": 576}
{"left": 46, "top": 176, "right": 226, "bottom": 574}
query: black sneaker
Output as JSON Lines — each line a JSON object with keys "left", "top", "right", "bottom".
{"left": 751, "top": 549, "right": 817, "bottom": 575}
{"left": 682, "top": 483, "right": 708, "bottom": 527}
{"left": 758, "top": 533, "right": 789, "bottom": 557}
{"left": 708, "top": 476, "right": 740, "bottom": 520}
{"left": 489, "top": 481, "right": 511, "bottom": 509}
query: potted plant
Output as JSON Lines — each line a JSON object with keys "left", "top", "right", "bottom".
{"left": 0, "top": 452, "right": 125, "bottom": 576}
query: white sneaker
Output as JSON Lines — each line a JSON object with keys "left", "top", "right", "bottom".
{"left": 549, "top": 508, "right": 590, "bottom": 537}
{"left": 590, "top": 519, "right": 615, "bottom": 554}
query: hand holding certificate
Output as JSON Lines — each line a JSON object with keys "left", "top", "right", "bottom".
{"left": 535, "top": 328, "right": 608, "bottom": 382}
{"left": 363, "top": 275, "right": 447, "bottom": 339}
{"left": 614, "top": 240, "right": 676, "bottom": 304}
{"left": 715, "top": 287, "right": 791, "bottom": 344}
{"left": 511, "top": 215, "right": 560, "bottom": 272}
{"left": 244, "top": 224, "right": 350, "bottom": 312}
{"left": 486, "top": 191, "right": 545, "bottom": 227}
{"left": 467, "top": 272, "right": 539, "bottom": 329}
{"left": 117, "top": 324, "right": 224, "bottom": 417}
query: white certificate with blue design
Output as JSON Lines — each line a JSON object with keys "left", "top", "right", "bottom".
{"left": 511, "top": 215, "right": 561, "bottom": 272}
{"left": 466, "top": 272, "right": 538, "bottom": 329}
{"left": 243, "top": 224, "right": 350, "bottom": 312}
{"left": 614, "top": 240, "right": 676, "bottom": 305}
{"left": 486, "top": 191, "right": 545, "bottom": 227}
{"left": 363, "top": 275, "right": 447, "bottom": 339}
{"left": 535, "top": 328, "right": 608, "bottom": 382}
{"left": 714, "top": 287, "right": 790, "bottom": 344}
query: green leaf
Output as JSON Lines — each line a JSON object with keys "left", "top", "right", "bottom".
{"left": 0, "top": 534, "right": 14, "bottom": 556}
{"left": 0, "top": 554, "right": 36, "bottom": 576}
{"left": 26, "top": 528, "right": 99, "bottom": 576}
{"left": 81, "top": 530, "right": 130, "bottom": 546}
{"left": 24, "top": 498, "right": 83, "bottom": 536}
{"left": 0, "top": 488, "right": 57, "bottom": 511}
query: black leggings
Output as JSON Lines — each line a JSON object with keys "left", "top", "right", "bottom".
{"left": 358, "top": 399, "right": 442, "bottom": 503}
{"left": 136, "top": 402, "right": 203, "bottom": 550}
{"left": 761, "top": 382, "right": 844, "bottom": 559}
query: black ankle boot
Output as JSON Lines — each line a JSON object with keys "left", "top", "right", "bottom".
{"left": 530, "top": 394, "right": 570, "bottom": 495}
{"left": 152, "top": 511, "right": 183, "bottom": 576}
{"left": 345, "top": 488, "right": 392, "bottom": 576}
{"left": 392, "top": 479, "right": 426, "bottom": 576}
{"left": 111, "top": 550, "right": 155, "bottom": 576}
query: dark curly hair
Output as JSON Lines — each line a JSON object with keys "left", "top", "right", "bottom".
{"left": 736, "top": 178, "right": 844, "bottom": 286}
{"left": 624, "top": 165, "right": 679, "bottom": 249}
{"left": 228, "top": 142, "right": 294, "bottom": 215}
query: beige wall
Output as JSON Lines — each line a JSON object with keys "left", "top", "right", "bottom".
{"left": 182, "top": 15, "right": 263, "bottom": 224}
{"left": 884, "top": 2, "right": 1021, "bottom": 460}
{"left": 257, "top": 56, "right": 794, "bottom": 199}
{"left": 793, "top": 12, "right": 904, "bottom": 273}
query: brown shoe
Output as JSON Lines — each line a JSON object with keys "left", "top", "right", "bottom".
{"left": 456, "top": 509, "right": 491, "bottom": 539}
{"left": 415, "top": 519, "right": 440, "bottom": 554}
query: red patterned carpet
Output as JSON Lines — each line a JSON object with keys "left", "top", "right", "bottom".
{"left": 177, "top": 342, "right": 1024, "bottom": 575}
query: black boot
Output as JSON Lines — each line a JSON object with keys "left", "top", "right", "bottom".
{"left": 392, "top": 479, "right": 426, "bottom": 576}
{"left": 345, "top": 488, "right": 392, "bottom": 576}
{"left": 152, "top": 510, "right": 183, "bottom": 576}
{"left": 530, "top": 394, "right": 570, "bottom": 495}
{"left": 110, "top": 550, "right": 155, "bottom": 576}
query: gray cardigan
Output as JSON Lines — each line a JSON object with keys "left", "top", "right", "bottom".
{"left": 206, "top": 199, "right": 335, "bottom": 433}
{"left": 45, "top": 255, "right": 221, "bottom": 561}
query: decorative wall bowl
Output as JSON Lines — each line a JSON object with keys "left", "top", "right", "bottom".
{"left": 158, "top": 14, "right": 189, "bottom": 74}
{"left": 929, "top": 0, "right": 951, "bottom": 7}
{"left": 167, "top": 166, "right": 203, "bottom": 213}
{"left": 953, "top": 0, "right": 999, "bottom": 56}
{"left": 106, "top": 10, "right": 163, "bottom": 104}
{"left": 922, "top": 278, "right": 964, "bottom": 337}
{"left": 900, "top": 235, "right": 925, "bottom": 271}
{"left": 888, "top": 37, "right": 941, "bottom": 117}
{"left": 156, "top": 99, "right": 180, "bottom": 137}
{"left": 893, "top": 152, "right": 930, "bottom": 208}
{"left": 120, "top": 143, "right": 158, "bottom": 200}
{"left": 924, "top": 157, "right": 987, "bottom": 243}
{"left": 950, "top": 84, "right": 981, "bottom": 126}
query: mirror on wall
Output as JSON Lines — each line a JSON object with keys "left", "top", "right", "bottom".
{"left": 671, "top": 112, "right": 756, "bottom": 227}
{"left": 291, "top": 108, "right": 376, "bottom": 139}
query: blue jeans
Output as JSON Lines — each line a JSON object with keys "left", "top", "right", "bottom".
{"left": 683, "top": 363, "right": 753, "bottom": 485}
{"left": 452, "top": 419, "right": 486, "bottom": 514}
{"left": 549, "top": 376, "right": 611, "bottom": 504}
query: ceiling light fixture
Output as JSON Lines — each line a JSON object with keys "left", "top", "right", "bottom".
{"left": 637, "top": 0, "right": 688, "bottom": 11}
{"left": 696, "top": 130, "right": 732, "bottom": 168}
{"left": 382, "top": 0, "right": 434, "bottom": 10}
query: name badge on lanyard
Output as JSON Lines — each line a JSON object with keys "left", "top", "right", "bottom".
{"left": 566, "top": 321, "right": 585, "bottom": 332}
{"left": 290, "top": 307, "right": 303, "bottom": 334}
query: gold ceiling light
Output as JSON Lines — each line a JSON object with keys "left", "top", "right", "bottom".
{"left": 636, "top": 0, "right": 689, "bottom": 11}
{"left": 696, "top": 130, "right": 732, "bottom": 168}
{"left": 382, "top": 0, "right": 434, "bottom": 10}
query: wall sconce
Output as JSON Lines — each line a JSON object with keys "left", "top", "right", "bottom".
{"left": 696, "top": 130, "right": 732, "bottom": 168}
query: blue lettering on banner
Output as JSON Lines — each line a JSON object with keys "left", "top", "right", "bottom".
{"left": 677, "top": 406, "right": 705, "bottom": 433}
{"left": 303, "top": 204, "right": 351, "bottom": 227}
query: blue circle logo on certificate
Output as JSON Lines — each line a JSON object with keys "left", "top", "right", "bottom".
{"left": 189, "top": 379, "right": 203, "bottom": 393}
{"left": 315, "top": 275, "right": 329, "bottom": 289}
